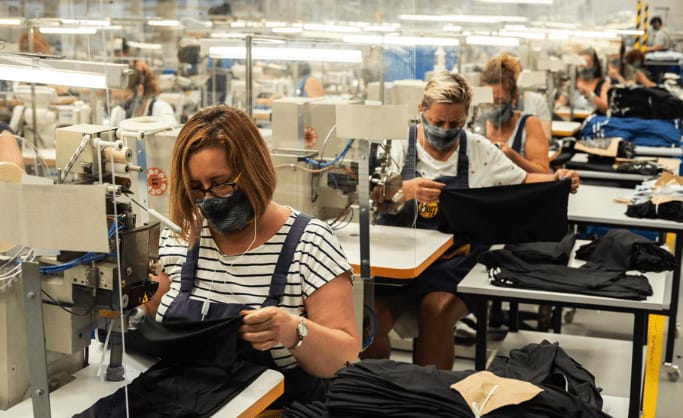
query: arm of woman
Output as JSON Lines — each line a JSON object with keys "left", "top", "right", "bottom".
{"left": 502, "top": 116, "right": 549, "bottom": 174}
{"left": 524, "top": 168, "right": 580, "bottom": 193}
{"left": 0, "top": 129, "right": 24, "bottom": 169}
{"left": 141, "top": 270, "right": 171, "bottom": 318}
{"left": 593, "top": 79, "right": 611, "bottom": 114}
{"left": 635, "top": 70, "right": 657, "bottom": 88}
{"left": 241, "top": 274, "right": 359, "bottom": 378}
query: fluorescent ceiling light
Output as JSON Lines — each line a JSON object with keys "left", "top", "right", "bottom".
{"left": 364, "top": 24, "right": 401, "bottom": 32}
{"left": 0, "top": 18, "right": 23, "bottom": 26}
{"left": 303, "top": 23, "right": 361, "bottom": 33}
{"left": 343, "top": 35, "right": 459, "bottom": 46}
{"left": 498, "top": 30, "right": 546, "bottom": 40}
{"left": 61, "top": 19, "right": 110, "bottom": 27}
{"left": 210, "top": 32, "right": 247, "bottom": 39}
{"left": 476, "top": 0, "right": 553, "bottom": 4}
{"left": 127, "top": 41, "right": 163, "bottom": 50}
{"left": 399, "top": 14, "right": 527, "bottom": 24}
{"left": 147, "top": 19, "right": 180, "bottom": 27}
{"left": 466, "top": 36, "right": 520, "bottom": 47}
{"left": 0, "top": 55, "right": 130, "bottom": 89}
{"left": 39, "top": 27, "right": 97, "bottom": 35}
{"left": 208, "top": 46, "right": 362, "bottom": 63}
{"left": 272, "top": 27, "right": 303, "bottom": 34}
{"left": 608, "top": 29, "right": 644, "bottom": 36}
{"left": 443, "top": 25, "right": 463, "bottom": 32}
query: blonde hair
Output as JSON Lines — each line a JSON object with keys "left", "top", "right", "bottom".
{"left": 480, "top": 53, "right": 521, "bottom": 95}
{"left": 168, "top": 105, "right": 276, "bottom": 243}
{"left": 421, "top": 71, "right": 472, "bottom": 112}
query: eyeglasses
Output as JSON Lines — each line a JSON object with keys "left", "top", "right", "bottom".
{"left": 190, "top": 172, "right": 242, "bottom": 203}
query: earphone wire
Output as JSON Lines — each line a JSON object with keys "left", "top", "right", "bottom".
{"left": 201, "top": 220, "right": 258, "bottom": 320}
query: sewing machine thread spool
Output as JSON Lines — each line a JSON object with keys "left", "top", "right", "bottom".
{"left": 102, "top": 147, "right": 132, "bottom": 163}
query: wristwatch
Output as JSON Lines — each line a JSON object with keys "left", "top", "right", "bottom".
{"left": 288, "top": 317, "right": 308, "bottom": 350}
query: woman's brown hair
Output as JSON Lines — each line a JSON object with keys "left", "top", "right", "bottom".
{"left": 480, "top": 53, "right": 521, "bottom": 97}
{"left": 168, "top": 105, "right": 276, "bottom": 243}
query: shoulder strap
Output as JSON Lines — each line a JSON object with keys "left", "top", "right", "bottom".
{"left": 147, "top": 98, "right": 157, "bottom": 116}
{"left": 594, "top": 79, "right": 605, "bottom": 97}
{"left": 511, "top": 114, "right": 532, "bottom": 153}
{"left": 400, "top": 124, "right": 418, "bottom": 179}
{"left": 262, "top": 213, "right": 313, "bottom": 307}
{"left": 179, "top": 241, "right": 200, "bottom": 292}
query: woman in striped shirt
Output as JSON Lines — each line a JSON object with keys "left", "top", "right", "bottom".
{"left": 142, "top": 105, "right": 359, "bottom": 405}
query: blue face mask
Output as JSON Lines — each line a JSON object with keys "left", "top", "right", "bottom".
{"left": 484, "top": 102, "right": 514, "bottom": 126}
{"left": 579, "top": 67, "right": 595, "bottom": 81}
{"left": 196, "top": 189, "right": 254, "bottom": 233}
{"left": 421, "top": 112, "right": 462, "bottom": 152}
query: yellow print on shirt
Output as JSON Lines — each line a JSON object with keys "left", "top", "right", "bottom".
{"left": 418, "top": 201, "right": 438, "bottom": 219}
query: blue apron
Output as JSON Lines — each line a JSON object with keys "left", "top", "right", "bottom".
{"left": 163, "top": 213, "right": 325, "bottom": 407}
{"left": 380, "top": 124, "right": 469, "bottom": 231}
{"left": 510, "top": 114, "right": 531, "bottom": 155}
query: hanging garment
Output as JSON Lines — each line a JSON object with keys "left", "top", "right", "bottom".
{"left": 574, "top": 228, "right": 676, "bottom": 272}
{"left": 437, "top": 180, "right": 571, "bottom": 245}
{"left": 479, "top": 248, "right": 653, "bottom": 300}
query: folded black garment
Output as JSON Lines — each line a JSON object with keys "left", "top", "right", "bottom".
{"left": 504, "top": 231, "right": 576, "bottom": 265}
{"left": 626, "top": 200, "right": 683, "bottom": 222}
{"left": 438, "top": 180, "right": 570, "bottom": 245}
{"left": 73, "top": 318, "right": 266, "bottom": 418}
{"left": 575, "top": 229, "right": 676, "bottom": 272}
{"left": 488, "top": 340, "right": 603, "bottom": 411}
{"left": 480, "top": 249, "right": 653, "bottom": 300}
{"left": 322, "top": 359, "right": 610, "bottom": 418}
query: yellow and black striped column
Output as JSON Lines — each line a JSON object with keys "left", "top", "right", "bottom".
{"left": 641, "top": 3, "right": 650, "bottom": 52}
{"left": 634, "top": 0, "right": 643, "bottom": 49}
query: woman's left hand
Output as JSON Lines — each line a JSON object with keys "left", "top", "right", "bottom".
{"left": 555, "top": 168, "right": 580, "bottom": 193}
{"left": 239, "top": 307, "right": 299, "bottom": 351}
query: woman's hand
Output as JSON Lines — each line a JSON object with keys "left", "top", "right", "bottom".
{"left": 555, "top": 168, "right": 580, "bottom": 193}
{"left": 240, "top": 307, "right": 299, "bottom": 351}
{"left": 402, "top": 177, "right": 445, "bottom": 203}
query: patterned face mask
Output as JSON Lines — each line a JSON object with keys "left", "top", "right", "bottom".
{"left": 421, "top": 112, "right": 462, "bottom": 152}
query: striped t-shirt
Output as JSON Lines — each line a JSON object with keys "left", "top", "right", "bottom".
{"left": 156, "top": 209, "right": 352, "bottom": 370}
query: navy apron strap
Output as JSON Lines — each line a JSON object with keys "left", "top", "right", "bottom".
{"left": 262, "top": 213, "right": 313, "bottom": 307}
{"left": 400, "top": 124, "right": 418, "bottom": 180}
{"left": 511, "top": 114, "right": 531, "bottom": 154}
{"left": 456, "top": 131, "right": 469, "bottom": 182}
{"left": 147, "top": 97, "right": 157, "bottom": 116}
{"left": 179, "top": 242, "right": 200, "bottom": 292}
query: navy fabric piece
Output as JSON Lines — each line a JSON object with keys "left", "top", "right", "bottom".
{"left": 437, "top": 180, "right": 571, "bottom": 245}
{"left": 73, "top": 318, "right": 266, "bottom": 418}
{"left": 581, "top": 114, "right": 683, "bottom": 147}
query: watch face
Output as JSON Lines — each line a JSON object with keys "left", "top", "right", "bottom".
{"left": 298, "top": 319, "right": 308, "bottom": 338}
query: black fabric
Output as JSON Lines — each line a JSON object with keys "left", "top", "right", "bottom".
{"left": 283, "top": 358, "right": 611, "bottom": 418}
{"left": 575, "top": 229, "right": 675, "bottom": 272}
{"left": 488, "top": 340, "right": 604, "bottom": 411}
{"left": 607, "top": 85, "right": 683, "bottom": 119}
{"left": 74, "top": 318, "right": 266, "bottom": 418}
{"left": 626, "top": 199, "right": 683, "bottom": 222}
{"left": 479, "top": 248, "right": 653, "bottom": 300}
{"left": 504, "top": 230, "right": 577, "bottom": 265}
{"left": 437, "top": 180, "right": 571, "bottom": 245}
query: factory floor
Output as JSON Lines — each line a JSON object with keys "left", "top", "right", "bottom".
{"left": 389, "top": 294, "right": 683, "bottom": 417}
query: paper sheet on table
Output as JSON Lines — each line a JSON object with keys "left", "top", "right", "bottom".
{"left": 451, "top": 371, "right": 543, "bottom": 416}
{"left": 0, "top": 183, "right": 109, "bottom": 252}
